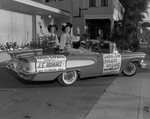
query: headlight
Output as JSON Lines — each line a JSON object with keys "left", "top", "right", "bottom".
{"left": 140, "top": 60, "right": 146, "bottom": 68}
{"left": 140, "top": 60, "right": 144, "bottom": 63}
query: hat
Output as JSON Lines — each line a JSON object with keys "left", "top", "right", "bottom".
{"left": 47, "top": 18, "right": 58, "bottom": 32}
{"left": 47, "top": 24, "right": 58, "bottom": 32}
{"left": 61, "top": 22, "right": 73, "bottom": 32}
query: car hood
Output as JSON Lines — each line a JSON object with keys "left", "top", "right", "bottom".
{"left": 121, "top": 52, "right": 146, "bottom": 58}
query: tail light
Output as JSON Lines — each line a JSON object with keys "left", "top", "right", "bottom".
{"left": 24, "top": 64, "right": 30, "bottom": 71}
{"left": 18, "top": 58, "right": 30, "bottom": 72}
{"left": 17, "top": 62, "right": 30, "bottom": 72}
{"left": 17, "top": 63, "right": 22, "bottom": 70}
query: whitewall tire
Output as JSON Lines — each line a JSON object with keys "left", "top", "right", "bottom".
{"left": 57, "top": 71, "right": 78, "bottom": 86}
{"left": 122, "top": 62, "right": 138, "bottom": 76}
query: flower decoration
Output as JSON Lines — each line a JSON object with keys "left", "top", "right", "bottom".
{"left": 62, "top": 23, "right": 67, "bottom": 27}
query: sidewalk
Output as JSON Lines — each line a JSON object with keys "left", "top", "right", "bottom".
{"left": 85, "top": 45, "right": 150, "bottom": 119}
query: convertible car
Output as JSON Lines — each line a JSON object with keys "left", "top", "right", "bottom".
{"left": 6, "top": 41, "right": 146, "bottom": 86}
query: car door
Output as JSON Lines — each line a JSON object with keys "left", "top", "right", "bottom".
{"left": 101, "top": 53, "right": 122, "bottom": 75}
{"left": 97, "top": 42, "right": 122, "bottom": 75}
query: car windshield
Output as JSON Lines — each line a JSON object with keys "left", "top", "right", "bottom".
{"left": 88, "top": 40, "right": 118, "bottom": 54}
{"left": 100, "top": 43, "right": 110, "bottom": 53}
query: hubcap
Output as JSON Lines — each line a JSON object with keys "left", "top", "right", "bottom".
{"left": 63, "top": 71, "right": 77, "bottom": 84}
{"left": 124, "top": 63, "right": 136, "bottom": 75}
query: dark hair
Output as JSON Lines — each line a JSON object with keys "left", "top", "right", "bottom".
{"left": 47, "top": 24, "right": 58, "bottom": 32}
{"left": 61, "top": 22, "right": 73, "bottom": 32}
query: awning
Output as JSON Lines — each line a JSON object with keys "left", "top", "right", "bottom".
{"left": 113, "top": 8, "right": 123, "bottom": 21}
{"left": 0, "top": 0, "right": 70, "bottom": 18}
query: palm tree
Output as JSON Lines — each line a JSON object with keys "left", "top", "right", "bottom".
{"left": 112, "top": 0, "right": 150, "bottom": 51}
{"left": 120, "top": 0, "right": 150, "bottom": 28}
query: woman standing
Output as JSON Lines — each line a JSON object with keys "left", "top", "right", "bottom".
{"left": 59, "top": 22, "right": 83, "bottom": 53}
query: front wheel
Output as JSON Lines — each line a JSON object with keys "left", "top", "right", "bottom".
{"left": 57, "top": 71, "right": 78, "bottom": 86}
{"left": 122, "top": 62, "right": 138, "bottom": 76}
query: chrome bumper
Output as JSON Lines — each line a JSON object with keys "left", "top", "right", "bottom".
{"left": 140, "top": 62, "right": 147, "bottom": 68}
{"left": 6, "top": 60, "right": 17, "bottom": 72}
{"left": 6, "top": 61, "right": 35, "bottom": 80}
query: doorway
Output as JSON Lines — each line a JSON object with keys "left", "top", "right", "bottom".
{"left": 85, "top": 19, "right": 111, "bottom": 40}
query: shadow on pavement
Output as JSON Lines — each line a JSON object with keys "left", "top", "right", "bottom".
{"left": 0, "top": 65, "right": 61, "bottom": 89}
{"left": 0, "top": 64, "right": 116, "bottom": 89}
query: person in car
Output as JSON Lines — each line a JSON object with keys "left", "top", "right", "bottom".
{"left": 38, "top": 21, "right": 59, "bottom": 49}
{"left": 59, "top": 22, "right": 82, "bottom": 53}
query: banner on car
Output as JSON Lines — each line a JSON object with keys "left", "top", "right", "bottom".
{"left": 102, "top": 53, "right": 121, "bottom": 73}
{"left": 35, "top": 55, "right": 66, "bottom": 73}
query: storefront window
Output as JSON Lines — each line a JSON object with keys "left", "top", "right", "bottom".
{"left": 89, "top": 0, "right": 96, "bottom": 7}
{"left": 101, "top": 0, "right": 108, "bottom": 6}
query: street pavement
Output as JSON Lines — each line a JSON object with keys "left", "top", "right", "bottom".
{"left": 84, "top": 45, "right": 150, "bottom": 119}
{"left": 0, "top": 63, "right": 116, "bottom": 119}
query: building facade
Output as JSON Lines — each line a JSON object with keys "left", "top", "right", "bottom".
{"left": 0, "top": 0, "right": 70, "bottom": 45}
{"left": 43, "top": 0, "right": 124, "bottom": 40}
{"left": 0, "top": 0, "right": 124, "bottom": 46}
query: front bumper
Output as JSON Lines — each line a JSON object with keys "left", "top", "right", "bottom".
{"left": 140, "top": 62, "right": 147, "bottom": 68}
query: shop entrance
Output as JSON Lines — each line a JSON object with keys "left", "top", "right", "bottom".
{"left": 85, "top": 19, "right": 111, "bottom": 40}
